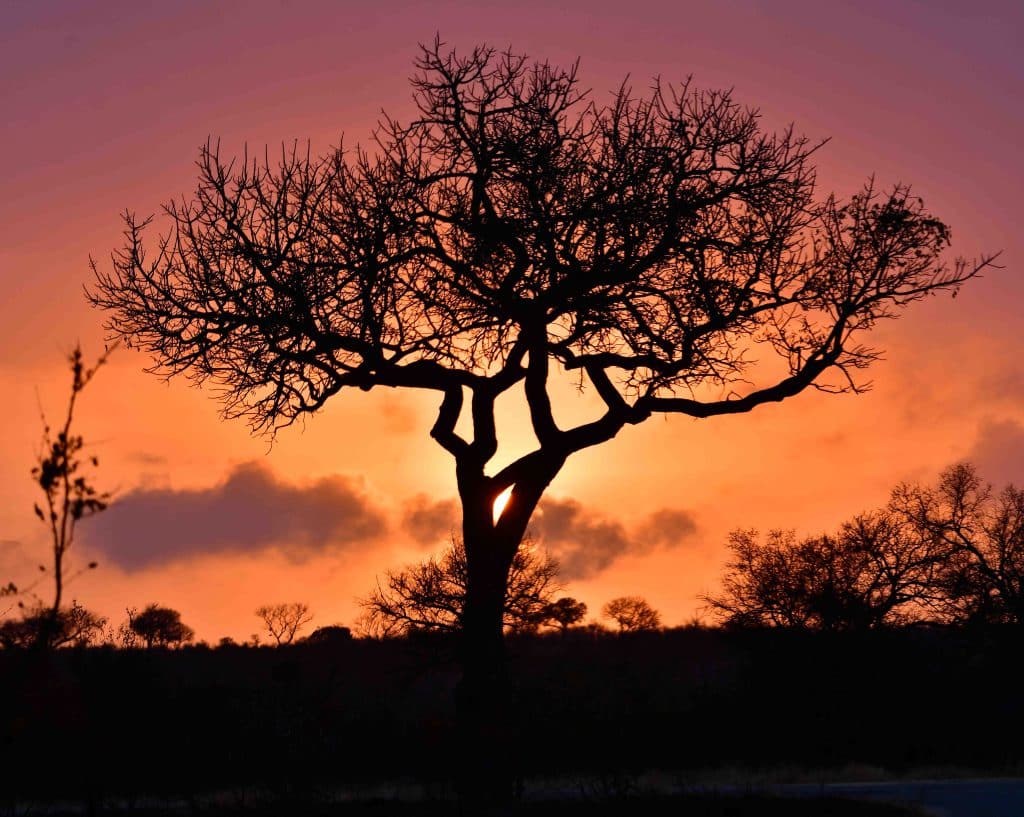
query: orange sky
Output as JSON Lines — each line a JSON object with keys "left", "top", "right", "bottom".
{"left": 1, "top": 1, "right": 1021, "bottom": 642}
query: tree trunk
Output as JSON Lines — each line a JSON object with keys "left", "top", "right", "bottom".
{"left": 453, "top": 454, "right": 562, "bottom": 809}
{"left": 455, "top": 496, "right": 520, "bottom": 809}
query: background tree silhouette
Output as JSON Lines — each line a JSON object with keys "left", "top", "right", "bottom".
{"left": 542, "top": 596, "right": 588, "bottom": 632}
{"left": 128, "top": 604, "right": 194, "bottom": 649}
{"left": 88, "top": 39, "right": 993, "bottom": 801}
{"left": 306, "top": 624, "right": 353, "bottom": 644}
{"left": 255, "top": 602, "right": 314, "bottom": 645}
{"left": 893, "top": 463, "right": 1024, "bottom": 626}
{"left": 602, "top": 596, "right": 662, "bottom": 632}
{"left": 358, "top": 535, "right": 561, "bottom": 637}
{"left": 703, "top": 512, "right": 946, "bottom": 630}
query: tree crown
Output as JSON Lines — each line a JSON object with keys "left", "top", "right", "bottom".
{"left": 89, "top": 41, "right": 991, "bottom": 486}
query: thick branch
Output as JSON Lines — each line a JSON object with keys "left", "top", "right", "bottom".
{"left": 637, "top": 347, "right": 839, "bottom": 418}
{"left": 430, "top": 386, "right": 470, "bottom": 457}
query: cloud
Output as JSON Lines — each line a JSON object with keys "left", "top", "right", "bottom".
{"left": 967, "top": 417, "right": 1024, "bottom": 488}
{"left": 401, "top": 494, "right": 459, "bottom": 545}
{"left": 531, "top": 498, "right": 699, "bottom": 580}
{"left": 635, "top": 509, "right": 699, "bottom": 549}
{"left": 81, "top": 461, "right": 387, "bottom": 571}
{"left": 395, "top": 492, "right": 700, "bottom": 579}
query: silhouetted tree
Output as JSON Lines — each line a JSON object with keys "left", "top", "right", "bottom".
{"left": 29, "top": 345, "right": 113, "bottom": 647}
{"left": 0, "top": 600, "right": 106, "bottom": 649}
{"left": 704, "top": 511, "right": 946, "bottom": 630}
{"left": 358, "top": 535, "right": 561, "bottom": 637}
{"left": 128, "top": 604, "right": 194, "bottom": 648}
{"left": 602, "top": 596, "right": 661, "bottom": 632}
{"left": 88, "top": 39, "right": 993, "bottom": 802}
{"left": 894, "top": 463, "right": 1024, "bottom": 626}
{"left": 543, "top": 596, "right": 588, "bottom": 632}
{"left": 255, "top": 602, "right": 314, "bottom": 645}
{"left": 306, "top": 624, "right": 353, "bottom": 644}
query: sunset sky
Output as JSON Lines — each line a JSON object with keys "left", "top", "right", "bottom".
{"left": 1, "top": 0, "right": 1021, "bottom": 643}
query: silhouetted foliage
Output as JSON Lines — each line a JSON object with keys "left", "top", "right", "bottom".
{"left": 0, "top": 600, "right": 106, "bottom": 649}
{"left": 88, "top": 38, "right": 993, "bottom": 803}
{"left": 893, "top": 463, "right": 1024, "bottom": 626}
{"left": 128, "top": 604, "right": 195, "bottom": 648}
{"left": 306, "top": 624, "right": 353, "bottom": 644}
{"left": 255, "top": 602, "right": 314, "bottom": 645}
{"left": 358, "top": 535, "right": 561, "bottom": 637}
{"left": 704, "top": 511, "right": 946, "bottom": 630}
{"left": 543, "top": 596, "right": 588, "bottom": 632}
{"left": 602, "top": 596, "right": 662, "bottom": 632}
{"left": 28, "top": 344, "right": 112, "bottom": 647}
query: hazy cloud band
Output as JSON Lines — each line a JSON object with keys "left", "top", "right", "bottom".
{"left": 82, "top": 461, "right": 387, "bottom": 571}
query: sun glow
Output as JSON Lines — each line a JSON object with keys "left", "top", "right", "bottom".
{"left": 493, "top": 486, "right": 514, "bottom": 523}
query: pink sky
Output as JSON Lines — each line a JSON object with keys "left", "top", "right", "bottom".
{"left": 1, "top": 1, "right": 1021, "bottom": 642}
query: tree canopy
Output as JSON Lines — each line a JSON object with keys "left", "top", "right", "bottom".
{"left": 89, "top": 42, "right": 988, "bottom": 464}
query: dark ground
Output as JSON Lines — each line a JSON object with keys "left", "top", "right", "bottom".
{"left": 2, "top": 625, "right": 1021, "bottom": 814}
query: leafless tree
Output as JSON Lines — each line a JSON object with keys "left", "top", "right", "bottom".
{"left": 28, "top": 344, "right": 113, "bottom": 646}
{"left": 703, "top": 510, "right": 947, "bottom": 630}
{"left": 87, "top": 39, "right": 994, "bottom": 801}
{"left": 893, "top": 463, "right": 1024, "bottom": 626}
{"left": 602, "top": 596, "right": 662, "bottom": 632}
{"left": 358, "top": 535, "right": 561, "bottom": 637}
{"left": 255, "top": 602, "right": 314, "bottom": 645}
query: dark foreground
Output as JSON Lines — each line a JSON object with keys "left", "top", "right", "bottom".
{"left": 7, "top": 793, "right": 926, "bottom": 817}
{"left": 3, "top": 626, "right": 1022, "bottom": 812}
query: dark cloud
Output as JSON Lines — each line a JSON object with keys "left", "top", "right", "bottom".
{"left": 967, "top": 417, "right": 1024, "bottom": 488}
{"left": 397, "top": 492, "right": 699, "bottom": 579}
{"left": 401, "top": 494, "right": 459, "bottom": 545}
{"left": 81, "top": 461, "right": 387, "bottom": 571}
{"left": 635, "top": 509, "right": 699, "bottom": 549}
{"left": 531, "top": 498, "right": 699, "bottom": 580}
